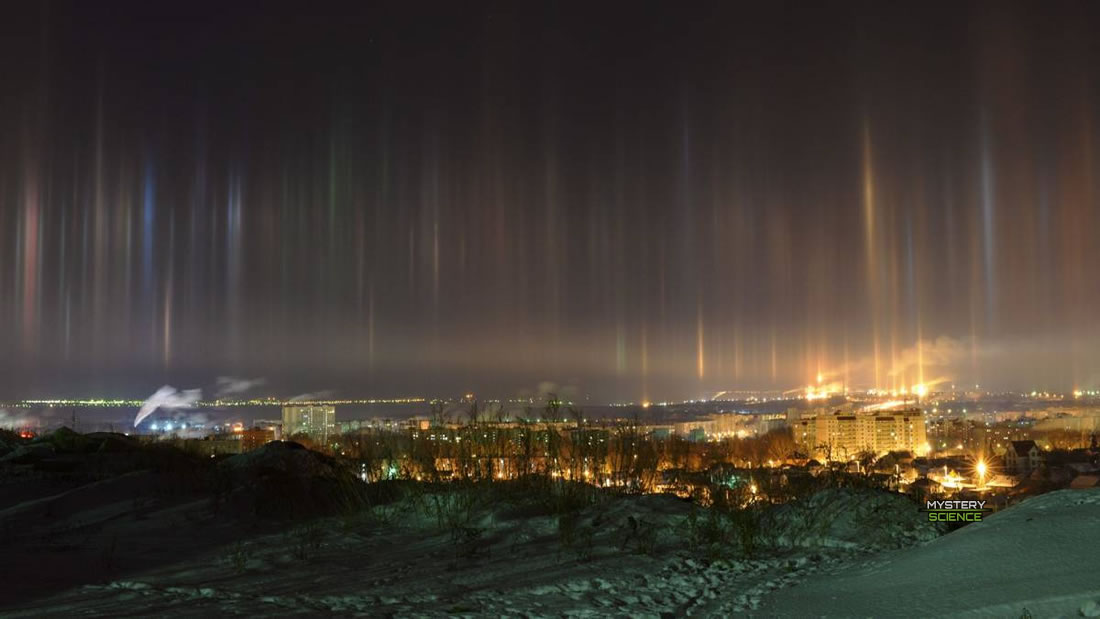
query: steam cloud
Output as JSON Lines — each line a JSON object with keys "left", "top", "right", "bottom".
{"left": 134, "top": 386, "right": 202, "bottom": 427}
{"left": 289, "top": 390, "right": 334, "bottom": 402}
{"left": 215, "top": 376, "right": 266, "bottom": 398}
{"left": 0, "top": 409, "right": 34, "bottom": 430}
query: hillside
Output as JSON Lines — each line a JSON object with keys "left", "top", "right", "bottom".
{"left": 760, "top": 489, "right": 1100, "bottom": 617}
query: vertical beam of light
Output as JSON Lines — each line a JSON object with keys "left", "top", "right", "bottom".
{"left": 79, "top": 195, "right": 90, "bottom": 352}
{"left": 355, "top": 208, "right": 367, "bottom": 364}
{"left": 640, "top": 324, "right": 648, "bottom": 402}
{"left": 862, "top": 119, "right": 876, "bottom": 275}
{"left": 63, "top": 292, "right": 72, "bottom": 361}
{"left": 861, "top": 118, "right": 881, "bottom": 389}
{"left": 733, "top": 324, "right": 742, "bottom": 383}
{"left": 1058, "top": 100, "right": 1094, "bottom": 389}
{"left": 163, "top": 221, "right": 175, "bottom": 367}
{"left": 770, "top": 325, "right": 778, "bottom": 384}
{"left": 543, "top": 96, "right": 561, "bottom": 354}
{"left": 162, "top": 281, "right": 172, "bottom": 366}
{"left": 614, "top": 123, "right": 628, "bottom": 384}
{"left": 367, "top": 282, "right": 376, "bottom": 373}
{"left": 121, "top": 160, "right": 133, "bottom": 347}
{"left": 696, "top": 301, "right": 705, "bottom": 381}
{"left": 141, "top": 159, "right": 155, "bottom": 298}
{"left": 432, "top": 207, "right": 439, "bottom": 317}
{"left": 942, "top": 164, "right": 957, "bottom": 309}
{"left": 189, "top": 114, "right": 208, "bottom": 339}
{"left": 888, "top": 223, "right": 900, "bottom": 392}
{"left": 969, "top": 223, "right": 981, "bottom": 389}
{"left": 905, "top": 213, "right": 917, "bottom": 388}
{"left": 92, "top": 67, "right": 106, "bottom": 348}
{"left": 226, "top": 172, "right": 243, "bottom": 360}
{"left": 426, "top": 132, "right": 440, "bottom": 337}
{"left": 805, "top": 328, "right": 815, "bottom": 390}
{"left": 843, "top": 334, "right": 850, "bottom": 392}
{"left": 328, "top": 134, "right": 337, "bottom": 252}
{"left": 917, "top": 320, "right": 924, "bottom": 389}
{"left": 616, "top": 323, "right": 626, "bottom": 376}
{"left": 657, "top": 238, "right": 667, "bottom": 326}
{"left": 59, "top": 202, "right": 70, "bottom": 360}
{"left": 21, "top": 166, "right": 39, "bottom": 350}
{"left": 1074, "top": 107, "right": 1094, "bottom": 386}
{"left": 1036, "top": 164, "right": 1051, "bottom": 336}
{"left": 277, "top": 166, "right": 290, "bottom": 353}
{"left": 979, "top": 111, "right": 996, "bottom": 332}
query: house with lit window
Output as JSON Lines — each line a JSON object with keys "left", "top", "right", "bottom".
{"left": 1004, "top": 440, "right": 1044, "bottom": 474}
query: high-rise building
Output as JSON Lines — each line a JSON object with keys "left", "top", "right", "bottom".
{"left": 281, "top": 405, "right": 336, "bottom": 444}
{"left": 796, "top": 408, "right": 928, "bottom": 460}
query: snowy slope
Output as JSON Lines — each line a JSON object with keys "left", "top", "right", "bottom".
{"left": 1, "top": 490, "right": 868, "bottom": 617}
{"left": 759, "top": 489, "right": 1100, "bottom": 617}
{"left": 8, "top": 475, "right": 1097, "bottom": 618}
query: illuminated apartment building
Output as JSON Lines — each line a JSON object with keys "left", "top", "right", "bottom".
{"left": 798, "top": 408, "right": 928, "bottom": 460}
{"left": 281, "top": 405, "right": 336, "bottom": 444}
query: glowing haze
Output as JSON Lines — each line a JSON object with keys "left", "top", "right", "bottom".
{"left": 1, "top": 2, "right": 1099, "bottom": 400}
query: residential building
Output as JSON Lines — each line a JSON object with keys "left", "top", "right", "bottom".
{"left": 241, "top": 427, "right": 276, "bottom": 451}
{"left": 281, "top": 405, "right": 336, "bottom": 444}
{"left": 798, "top": 408, "right": 928, "bottom": 460}
{"left": 252, "top": 418, "right": 283, "bottom": 440}
{"left": 1004, "top": 439, "right": 1044, "bottom": 474}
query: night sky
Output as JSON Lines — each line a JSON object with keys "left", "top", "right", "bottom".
{"left": 2, "top": 1, "right": 1100, "bottom": 400}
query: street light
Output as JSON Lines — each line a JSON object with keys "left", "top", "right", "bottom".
{"left": 976, "top": 459, "right": 987, "bottom": 489}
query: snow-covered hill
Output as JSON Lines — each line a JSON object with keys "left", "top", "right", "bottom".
{"left": 6, "top": 437, "right": 1099, "bottom": 618}
{"left": 759, "top": 488, "right": 1100, "bottom": 617}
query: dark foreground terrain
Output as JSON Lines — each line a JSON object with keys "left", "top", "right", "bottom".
{"left": 3, "top": 429, "right": 1099, "bottom": 617}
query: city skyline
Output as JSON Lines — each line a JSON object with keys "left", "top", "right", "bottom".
{"left": 3, "top": 1, "right": 1100, "bottom": 400}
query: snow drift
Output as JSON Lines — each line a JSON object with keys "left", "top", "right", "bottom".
{"left": 762, "top": 488, "right": 1100, "bottom": 617}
